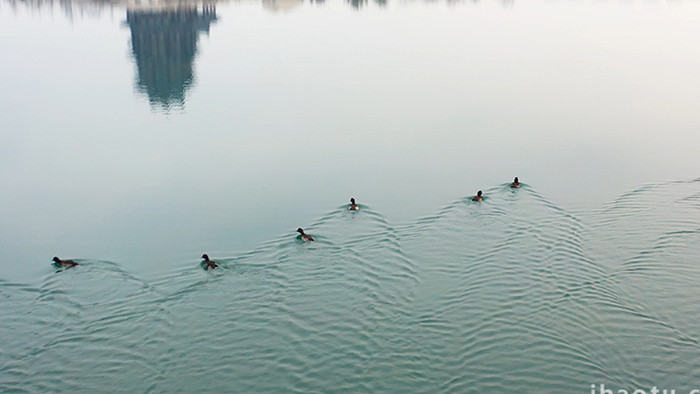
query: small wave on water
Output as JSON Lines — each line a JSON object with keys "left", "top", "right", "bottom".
{"left": 0, "top": 261, "right": 170, "bottom": 392}
{"left": 2, "top": 180, "right": 700, "bottom": 392}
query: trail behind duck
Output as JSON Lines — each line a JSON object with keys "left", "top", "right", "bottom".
{"left": 2, "top": 183, "right": 700, "bottom": 392}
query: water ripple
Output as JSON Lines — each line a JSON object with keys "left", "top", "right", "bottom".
{"left": 3, "top": 180, "right": 700, "bottom": 391}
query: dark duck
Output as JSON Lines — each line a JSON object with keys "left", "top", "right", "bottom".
{"left": 349, "top": 198, "right": 359, "bottom": 211}
{"left": 510, "top": 177, "right": 521, "bottom": 188}
{"left": 472, "top": 190, "right": 483, "bottom": 202}
{"left": 201, "top": 254, "right": 219, "bottom": 270}
{"left": 297, "top": 228, "right": 315, "bottom": 242}
{"left": 52, "top": 257, "right": 78, "bottom": 268}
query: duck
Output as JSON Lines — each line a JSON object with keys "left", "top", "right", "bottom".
{"left": 472, "top": 190, "right": 483, "bottom": 202}
{"left": 297, "top": 227, "right": 315, "bottom": 242}
{"left": 349, "top": 198, "right": 359, "bottom": 211}
{"left": 510, "top": 177, "right": 521, "bottom": 188}
{"left": 52, "top": 257, "right": 78, "bottom": 268}
{"left": 201, "top": 254, "right": 219, "bottom": 270}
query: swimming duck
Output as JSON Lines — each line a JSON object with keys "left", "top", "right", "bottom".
{"left": 510, "top": 177, "right": 521, "bottom": 188}
{"left": 472, "top": 190, "right": 483, "bottom": 202}
{"left": 201, "top": 254, "right": 219, "bottom": 270}
{"left": 349, "top": 198, "right": 359, "bottom": 211}
{"left": 52, "top": 257, "right": 78, "bottom": 268}
{"left": 297, "top": 228, "right": 315, "bottom": 242}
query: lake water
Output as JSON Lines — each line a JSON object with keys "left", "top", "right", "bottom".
{"left": 2, "top": 0, "right": 700, "bottom": 392}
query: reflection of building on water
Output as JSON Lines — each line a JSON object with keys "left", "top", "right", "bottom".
{"left": 126, "top": 4, "right": 217, "bottom": 110}
{"left": 346, "top": 0, "right": 365, "bottom": 8}
{"left": 345, "top": 0, "right": 388, "bottom": 9}
{"left": 3, "top": 0, "right": 118, "bottom": 19}
{"left": 262, "top": 0, "right": 302, "bottom": 12}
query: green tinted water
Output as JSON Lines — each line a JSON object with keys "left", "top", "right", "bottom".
{"left": 1, "top": 0, "right": 700, "bottom": 392}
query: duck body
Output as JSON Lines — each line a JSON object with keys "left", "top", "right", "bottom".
{"left": 349, "top": 198, "right": 359, "bottom": 211}
{"left": 510, "top": 177, "right": 521, "bottom": 189}
{"left": 297, "top": 228, "right": 315, "bottom": 242}
{"left": 472, "top": 190, "right": 483, "bottom": 202}
{"left": 201, "top": 254, "right": 219, "bottom": 270}
{"left": 52, "top": 257, "right": 78, "bottom": 268}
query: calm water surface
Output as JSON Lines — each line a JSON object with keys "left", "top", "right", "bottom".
{"left": 1, "top": 0, "right": 700, "bottom": 392}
